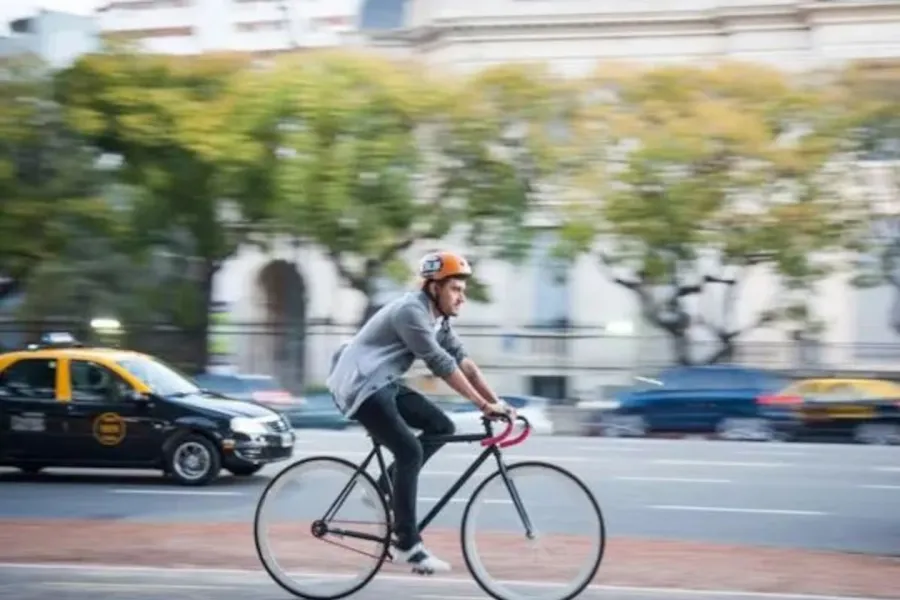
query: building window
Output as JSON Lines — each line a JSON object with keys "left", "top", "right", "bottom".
{"left": 311, "top": 15, "right": 354, "bottom": 28}
{"left": 235, "top": 20, "right": 287, "bottom": 32}
{"left": 107, "top": 26, "right": 194, "bottom": 39}
{"left": 108, "top": 0, "right": 192, "bottom": 9}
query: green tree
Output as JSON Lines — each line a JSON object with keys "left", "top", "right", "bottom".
{"left": 54, "top": 45, "right": 273, "bottom": 369}
{"left": 0, "top": 54, "right": 107, "bottom": 306}
{"left": 560, "top": 61, "right": 861, "bottom": 364}
{"left": 836, "top": 59, "right": 900, "bottom": 334}
{"left": 234, "top": 51, "right": 574, "bottom": 324}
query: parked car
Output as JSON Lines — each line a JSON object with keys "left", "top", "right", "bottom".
{"left": 432, "top": 393, "right": 555, "bottom": 435}
{"left": 292, "top": 392, "right": 352, "bottom": 430}
{"left": 588, "top": 365, "right": 790, "bottom": 440}
{"left": 193, "top": 373, "right": 350, "bottom": 430}
{"left": 0, "top": 333, "right": 294, "bottom": 486}
{"left": 759, "top": 378, "right": 900, "bottom": 445}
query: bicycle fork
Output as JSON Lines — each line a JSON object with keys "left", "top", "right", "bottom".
{"left": 492, "top": 448, "right": 537, "bottom": 540}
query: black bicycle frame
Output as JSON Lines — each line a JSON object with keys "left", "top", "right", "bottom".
{"left": 320, "top": 417, "right": 535, "bottom": 545}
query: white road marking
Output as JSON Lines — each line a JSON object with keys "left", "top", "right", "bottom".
{"left": 730, "top": 449, "right": 810, "bottom": 458}
{"left": 419, "top": 497, "right": 511, "bottom": 505}
{"left": 109, "top": 489, "right": 244, "bottom": 497}
{"left": 0, "top": 563, "right": 884, "bottom": 600}
{"left": 652, "top": 459, "right": 791, "bottom": 468}
{"left": 649, "top": 505, "right": 827, "bottom": 516}
{"left": 41, "top": 581, "right": 224, "bottom": 591}
{"left": 860, "top": 484, "right": 900, "bottom": 490}
{"left": 615, "top": 476, "right": 732, "bottom": 484}
{"left": 872, "top": 466, "right": 900, "bottom": 473}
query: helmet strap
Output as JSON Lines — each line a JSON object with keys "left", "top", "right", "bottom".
{"left": 423, "top": 280, "right": 451, "bottom": 323}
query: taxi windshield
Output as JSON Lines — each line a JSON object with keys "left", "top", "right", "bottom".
{"left": 117, "top": 357, "right": 200, "bottom": 397}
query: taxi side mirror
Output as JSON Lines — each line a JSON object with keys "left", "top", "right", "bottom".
{"left": 125, "top": 390, "right": 150, "bottom": 403}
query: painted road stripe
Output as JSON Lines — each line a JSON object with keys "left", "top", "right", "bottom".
{"left": 41, "top": 581, "right": 224, "bottom": 591}
{"left": 110, "top": 489, "right": 244, "bottom": 497}
{"left": 651, "top": 459, "right": 792, "bottom": 468}
{"left": 0, "top": 563, "right": 884, "bottom": 600}
{"left": 649, "top": 505, "right": 827, "bottom": 516}
{"left": 872, "top": 466, "right": 900, "bottom": 473}
{"left": 419, "top": 497, "right": 512, "bottom": 505}
{"left": 615, "top": 476, "right": 732, "bottom": 484}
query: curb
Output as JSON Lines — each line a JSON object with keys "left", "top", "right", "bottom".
{"left": 0, "top": 562, "right": 888, "bottom": 600}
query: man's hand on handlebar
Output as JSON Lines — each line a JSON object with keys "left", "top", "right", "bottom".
{"left": 481, "top": 400, "right": 516, "bottom": 420}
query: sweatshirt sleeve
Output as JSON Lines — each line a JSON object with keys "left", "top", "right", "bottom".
{"left": 390, "top": 302, "right": 458, "bottom": 378}
{"left": 440, "top": 323, "right": 468, "bottom": 366}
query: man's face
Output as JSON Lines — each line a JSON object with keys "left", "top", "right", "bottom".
{"left": 436, "top": 278, "right": 467, "bottom": 317}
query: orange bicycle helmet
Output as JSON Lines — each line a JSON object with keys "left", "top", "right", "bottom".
{"left": 418, "top": 251, "right": 473, "bottom": 282}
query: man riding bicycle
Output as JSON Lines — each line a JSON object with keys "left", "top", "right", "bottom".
{"left": 326, "top": 250, "right": 514, "bottom": 575}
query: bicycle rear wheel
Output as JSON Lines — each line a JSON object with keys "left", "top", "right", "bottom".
{"left": 461, "top": 460, "right": 605, "bottom": 600}
{"left": 254, "top": 456, "right": 391, "bottom": 600}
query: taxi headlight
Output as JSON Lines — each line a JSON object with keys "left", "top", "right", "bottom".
{"left": 230, "top": 417, "right": 267, "bottom": 435}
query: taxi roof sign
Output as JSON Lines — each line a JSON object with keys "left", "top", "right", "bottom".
{"left": 27, "top": 332, "right": 83, "bottom": 350}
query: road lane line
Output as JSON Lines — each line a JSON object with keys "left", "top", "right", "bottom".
{"left": 873, "top": 466, "right": 900, "bottom": 473}
{"left": 41, "top": 581, "right": 226, "bottom": 591}
{"left": 110, "top": 489, "right": 244, "bottom": 497}
{"left": 648, "top": 505, "right": 827, "bottom": 516}
{"left": 652, "top": 459, "right": 791, "bottom": 468}
{"left": 615, "top": 476, "right": 732, "bottom": 484}
{"left": 0, "top": 563, "right": 884, "bottom": 600}
{"left": 861, "top": 484, "right": 900, "bottom": 490}
{"left": 419, "top": 497, "right": 511, "bottom": 505}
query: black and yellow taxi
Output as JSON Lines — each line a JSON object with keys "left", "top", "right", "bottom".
{"left": 0, "top": 333, "right": 296, "bottom": 485}
{"left": 758, "top": 377, "right": 900, "bottom": 444}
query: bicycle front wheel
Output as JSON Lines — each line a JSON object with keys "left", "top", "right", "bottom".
{"left": 461, "top": 460, "right": 606, "bottom": 600}
{"left": 254, "top": 456, "right": 391, "bottom": 600}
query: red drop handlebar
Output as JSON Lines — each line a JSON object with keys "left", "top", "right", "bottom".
{"left": 480, "top": 414, "right": 532, "bottom": 448}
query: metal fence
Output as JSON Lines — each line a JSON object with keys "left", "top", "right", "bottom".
{"left": 4, "top": 318, "right": 900, "bottom": 402}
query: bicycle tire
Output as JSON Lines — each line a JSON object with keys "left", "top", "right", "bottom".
{"left": 253, "top": 455, "right": 392, "bottom": 600}
{"left": 460, "top": 460, "right": 606, "bottom": 600}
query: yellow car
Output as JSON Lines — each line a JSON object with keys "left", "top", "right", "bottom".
{"left": 758, "top": 378, "right": 900, "bottom": 444}
{"left": 0, "top": 332, "right": 295, "bottom": 485}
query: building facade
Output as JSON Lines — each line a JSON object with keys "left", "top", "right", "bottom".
{"left": 0, "top": 10, "right": 100, "bottom": 69}
{"left": 96, "top": 0, "right": 362, "bottom": 55}
{"left": 10, "top": 1, "right": 899, "bottom": 399}
{"left": 209, "top": 1, "right": 900, "bottom": 399}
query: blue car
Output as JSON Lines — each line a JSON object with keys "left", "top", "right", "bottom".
{"left": 591, "top": 365, "right": 791, "bottom": 440}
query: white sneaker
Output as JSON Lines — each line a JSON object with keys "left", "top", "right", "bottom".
{"left": 394, "top": 542, "right": 452, "bottom": 575}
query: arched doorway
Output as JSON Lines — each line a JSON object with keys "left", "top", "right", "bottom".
{"left": 257, "top": 259, "right": 307, "bottom": 393}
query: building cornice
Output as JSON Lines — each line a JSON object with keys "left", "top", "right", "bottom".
{"left": 366, "top": 1, "right": 900, "bottom": 46}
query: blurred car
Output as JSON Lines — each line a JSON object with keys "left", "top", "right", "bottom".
{"left": 0, "top": 333, "right": 294, "bottom": 486}
{"left": 758, "top": 378, "right": 900, "bottom": 445}
{"left": 433, "top": 394, "right": 554, "bottom": 435}
{"left": 292, "top": 392, "right": 352, "bottom": 430}
{"left": 193, "top": 373, "right": 350, "bottom": 430}
{"left": 588, "top": 365, "right": 790, "bottom": 440}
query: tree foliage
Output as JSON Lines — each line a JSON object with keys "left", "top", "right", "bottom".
{"left": 836, "top": 59, "right": 900, "bottom": 332}
{"left": 54, "top": 45, "right": 274, "bottom": 367}
{"left": 559, "top": 61, "right": 863, "bottom": 364}
{"left": 0, "top": 54, "right": 109, "bottom": 305}
{"left": 232, "top": 51, "right": 574, "bottom": 323}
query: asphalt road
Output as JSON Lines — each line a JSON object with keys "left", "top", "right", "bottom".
{"left": 1, "top": 433, "right": 899, "bottom": 555}
{"left": 0, "top": 563, "right": 883, "bottom": 600}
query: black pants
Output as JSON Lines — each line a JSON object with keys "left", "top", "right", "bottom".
{"left": 351, "top": 383, "right": 455, "bottom": 551}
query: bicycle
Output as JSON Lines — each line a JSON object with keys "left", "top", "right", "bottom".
{"left": 254, "top": 413, "right": 606, "bottom": 600}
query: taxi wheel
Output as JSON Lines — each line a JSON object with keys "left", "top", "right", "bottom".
{"left": 165, "top": 433, "right": 222, "bottom": 486}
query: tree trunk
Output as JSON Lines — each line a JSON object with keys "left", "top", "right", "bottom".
{"left": 358, "top": 295, "right": 381, "bottom": 328}
{"left": 190, "top": 261, "right": 217, "bottom": 374}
